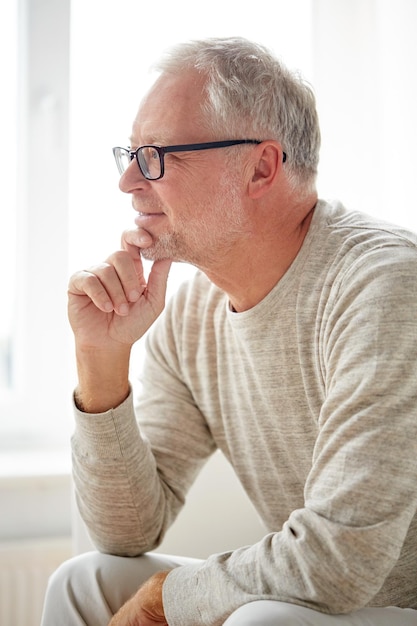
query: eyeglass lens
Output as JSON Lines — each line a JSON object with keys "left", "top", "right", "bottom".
{"left": 113, "top": 147, "right": 162, "bottom": 179}
{"left": 113, "top": 148, "right": 131, "bottom": 176}
{"left": 137, "top": 146, "right": 161, "bottom": 179}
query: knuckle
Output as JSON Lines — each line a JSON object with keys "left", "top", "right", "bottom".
{"left": 106, "top": 250, "right": 128, "bottom": 264}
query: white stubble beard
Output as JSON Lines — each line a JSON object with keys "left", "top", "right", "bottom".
{"left": 140, "top": 168, "right": 247, "bottom": 268}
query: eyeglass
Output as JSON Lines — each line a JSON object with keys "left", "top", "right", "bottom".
{"left": 113, "top": 139, "right": 286, "bottom": 181}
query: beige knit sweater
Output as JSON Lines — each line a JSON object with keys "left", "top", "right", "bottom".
{"left": 72, "top": 200, "right": 417, "bottom": 625}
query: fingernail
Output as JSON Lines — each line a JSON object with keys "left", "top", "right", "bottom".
{"left": 138, "top": 233, "right": 152, "bottom": 246}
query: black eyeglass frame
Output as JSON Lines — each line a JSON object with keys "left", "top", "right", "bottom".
{"left": 113, "top": 139, "right": 287, "bottom": 180}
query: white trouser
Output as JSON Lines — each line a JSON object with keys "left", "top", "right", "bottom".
{"left": 41, "top": 551, "right": 417, "bottom": 625}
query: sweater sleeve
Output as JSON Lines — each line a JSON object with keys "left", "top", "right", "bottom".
{"left": 71, "top": 288, "right": 217, "bottom": 554}
{"left": 162, "top": 247, "right": 417, "bottom": 625}
{"left": 72, "top": 391, "right": 162, "bottom": 554}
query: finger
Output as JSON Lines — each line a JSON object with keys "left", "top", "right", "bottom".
{"left": 146, "top": 259, "right": 172, "bottom": 312}
{"left": 70, "top": 260, "right": 138, "bottom": 316}
{"left": 105, "top": 250, "right": 146, "bottom": 303}
{"left": 122, "top": 227, "right": 153, "bottom": 251}
{"left": 69, "top": 268, "right": 115, "bottom": 314}
{"left": 121, "top": 228, "right": 153, "bottom": 285}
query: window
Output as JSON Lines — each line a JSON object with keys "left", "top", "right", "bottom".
{"left": 0, "top": 0, "right": 72, "bottom": 451}
{"left": 0, "top": 1, "right": 18, "bottom": 392}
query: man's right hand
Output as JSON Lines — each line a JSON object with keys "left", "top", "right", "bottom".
{"left": 67, "top": 228, "right": 172, "bottom": 412}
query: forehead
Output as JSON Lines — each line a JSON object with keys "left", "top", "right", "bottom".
{"left": 131, "top": 70, "right": 209, "bottom": 144}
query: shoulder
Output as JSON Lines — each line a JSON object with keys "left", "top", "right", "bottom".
{"left": 314, "top": 199, "right": 417, "bottom": 254}
{"left": 310, "top": 200, "right": 417, "bottom": 287}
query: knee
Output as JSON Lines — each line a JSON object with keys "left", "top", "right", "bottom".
{"left": 224, "top": 601, "right": 312, "bottom": 626}
{"left": 45, "top": 551, "right": 103, "bottom": 600}
{"left": 42, "top": 552, "right": 118, "bottom": 626}
{"left": 44, "top": 550, "right": 174, "bottom": 620}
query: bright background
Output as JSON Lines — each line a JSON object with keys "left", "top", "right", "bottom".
{"left": 0, "top": 5, "right": 416, "bottom": 620}
{"left": 0, "top": 0, "right": 416, "bottom": 457}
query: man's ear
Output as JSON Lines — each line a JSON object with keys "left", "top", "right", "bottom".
{"left": 248, "top": 142, "right": 283, "bottom": 199}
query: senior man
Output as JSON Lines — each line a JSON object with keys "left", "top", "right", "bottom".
{"left": 41, "top": 37, "right": 417, "bottom": 625}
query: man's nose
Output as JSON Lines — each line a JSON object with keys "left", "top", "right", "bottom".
{"left": 118, "top": 159, "right": 147, "bottom": 193}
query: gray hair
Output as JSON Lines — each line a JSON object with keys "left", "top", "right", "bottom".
{"left": 154, "top": 37, "right": 321, "bottom": 192}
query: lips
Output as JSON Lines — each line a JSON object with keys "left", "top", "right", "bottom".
{"left": 134, "top": 211, "right": 166, "bottom": 228}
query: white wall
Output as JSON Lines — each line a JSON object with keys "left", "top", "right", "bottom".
{"left": 313, "top": 0, "right": 417, "bottom": 229}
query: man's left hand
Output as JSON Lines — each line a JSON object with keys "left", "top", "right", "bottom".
{"left": 109, "top": 570, "right": 170, "bottom": 625}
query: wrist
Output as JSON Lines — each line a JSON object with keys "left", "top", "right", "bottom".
{"left": 75, "top": 344, "right": 131, "bottom": 413}
{"left": 74, "top": 383, "right": 130, "bottom": 414}
{"left": 139, "top": 571, "right": 170, "bottom": 618}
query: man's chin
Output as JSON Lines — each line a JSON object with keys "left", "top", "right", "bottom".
{"left": 140, "top": 246, "right": 177, "bottom": 263}
{"left": 140, "top": 247, "right": 157, "bottom": 261}
{"left": 139, "top": 235, "right": 188, "bottom": 264}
